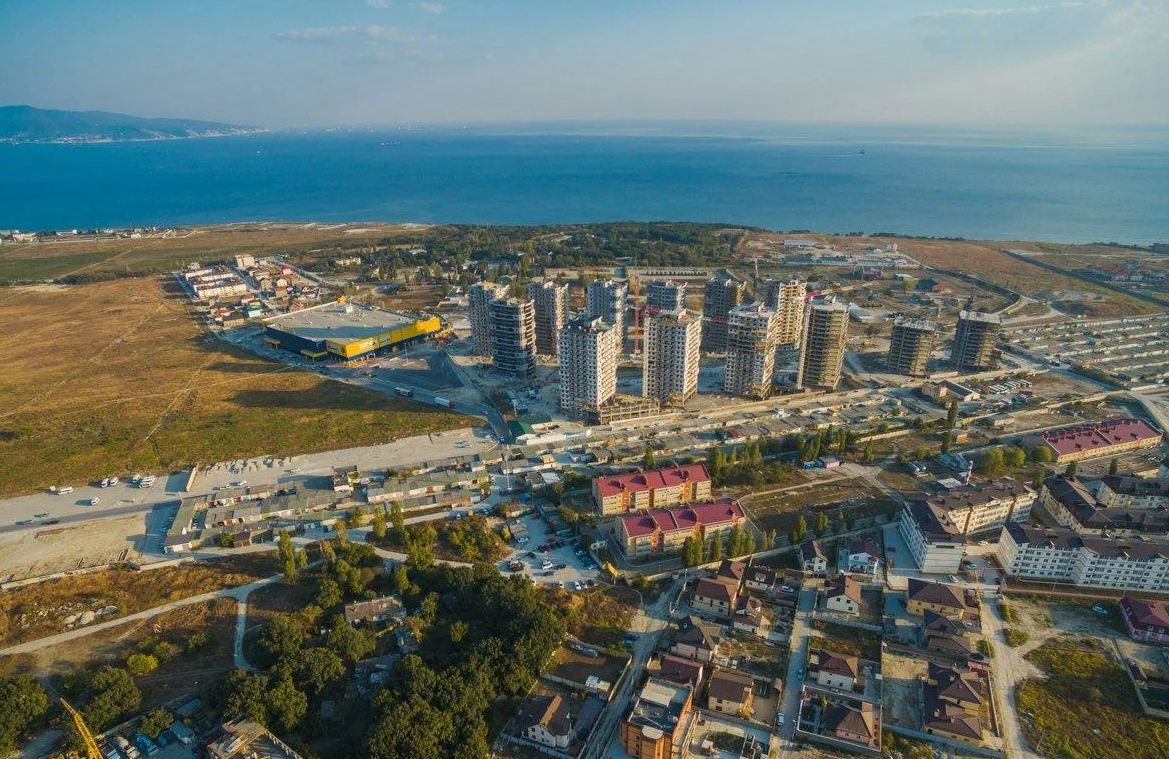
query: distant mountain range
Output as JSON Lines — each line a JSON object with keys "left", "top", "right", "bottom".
{"left": 0, "top": 105, "right": 264, "bottom": 144}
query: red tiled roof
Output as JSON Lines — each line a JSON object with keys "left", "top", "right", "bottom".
{"left": 620, "top": 499, "right": 744, "bottom": 538}
{"left": 596, "top": 463, "right": 711, "bottom": 497}
{"left": 1123, "top": 597, "right": 1169, "bottom": 629}
{"left": 1040, "top": 418, "right": 1162, "bottom": 456}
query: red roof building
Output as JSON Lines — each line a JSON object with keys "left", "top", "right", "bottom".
{"left": 1034, "top": 418, "right": 1162, "bottom": 464}
{"left": 592, "top": 463, "right": 712, "bottom": 515}
{"left": 616, "top": 499, "right": 746, "bottom": 558}
{"left": 1121, "top": 597, "right": 1169, "bottom": 645}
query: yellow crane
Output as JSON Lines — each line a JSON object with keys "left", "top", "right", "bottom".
{"left": 60, "top": 698, "right": 102, "bottom": 759}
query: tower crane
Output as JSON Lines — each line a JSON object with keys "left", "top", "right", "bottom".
{"left": 60, "top": 698, "right": 102, "bottom": 759}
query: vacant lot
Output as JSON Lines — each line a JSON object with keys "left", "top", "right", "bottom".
{"left": 1018, "top": 637, "right": 1169, "bottom": 759}
{"left": 0, "top": 553, "right": 276, "bottom": 647}
{"left": 0, "top": 277, "right": 468, "bottom": 495}
{"left": 550, "top": 584, "right": 637, "bottom": 648}
{"left": 0, "top": 223, "right": 420, "bottom": 284}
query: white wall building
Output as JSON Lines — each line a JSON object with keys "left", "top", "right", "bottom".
{"left": 559, "top": 315, "right": 618, "bottom": 418}
{"left": 723, "top": 302, "right": 780, "bottom": 399}
{"left": 527, "top": 279, "right": 569, "bottom": 356}
{"left": 764, "top": 278, "right": 806, "bottom": 349}
{"left": 643, "top": 309, "right": 701, "bottom": 407}
{"left": 998, "top": 522, "right": 1169, "bottom": 592}
{"left": 587, "top": 279, "right": 628, "bottom": 351}
{"left": 646, "top": 280, "right": 687, "bottom": 311}
{"left": 468, "top": 281, "right": 507, "bottom": 356}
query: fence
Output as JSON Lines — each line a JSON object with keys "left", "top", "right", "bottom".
{"left": 884, "top": 724, "right": 1005, "bottom": 759}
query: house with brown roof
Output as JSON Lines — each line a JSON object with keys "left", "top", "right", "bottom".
{"left": 813, "top": 650, "right": 860, "bottom": 691}
{"left": 1121, "top": 597, "right": 1169, "bottom": 645}
{"left": 732, "top": 596, "right": 772, "bottom": 637}
{"left": 716, "top": 559, "right": 746, "bottom": 585}
{"left": 821, "top": 702, "right": 879, "bottom": 750}
{"left": 825, "top": 574, "right": 862, "bottom": 616}
{"left": 743, "top": 564, "right": 778, "bottom": 594}
{"left": 671, "top": 616, "right": 723, "bottom": 662}
{"left": 800, "top": 540, "right": 828, "bottom": 575}
{"left": 922, "top": 662, "right": 985, "bottom": 745}
{"left": 517, "top": 694, "right": 575, "bottom": 750}
{"left": 656, "top": 654, "right": 705, "bottom": 687}
{"left": 706, "top": 669, "right": 754, "bottom": 717}
{"left": 906, "top": 578, "right": 979, "bottom": 620}
{"left": 692, "top": 576, "right": 738, "bottom": 618}
{"left": 920, "top": 610, "right": 977, "bottom": 658}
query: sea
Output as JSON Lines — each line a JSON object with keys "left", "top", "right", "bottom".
{"left": 2, "top": 122, "right": 1168, "bottom": 244}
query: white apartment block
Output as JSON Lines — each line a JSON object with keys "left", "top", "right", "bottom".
{"left": 999, "top": 522, "right": 1169, "bottom": 592}
{"left": 559, "top": 315, "right": 618, "bottom": 418}
{"left": 468, "top": 282, "right": 508, "bottom": 356}
{"left": 643, "top": 309, "right": 701, "bottom": 407}
{"left": 723, "top": 303, "right": 780, "bottom": 400}
{"left": 646, "top": 280, "right": 687, "bottom": 311}
{"left": 587, "top": 279, "right": 628, "bottom": 351}
{"left": 490, "top": 297, "right": 537, "bottom": 377}
{"left": 1090, "top": 476, "right": 1169, "bottom": 509}
{"left": 527, "top": 279, "right": 569, "bottom": 356}
{"left": 765, "top": 278, "right": 806, "bottom": 348}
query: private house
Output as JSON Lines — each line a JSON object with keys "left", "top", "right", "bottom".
{"left": 821, "top": 702, "right": 879, "bottom": 750}
{"left": 1121, "top": 597, "right": 1169, "bottom": 645}
{"left": 716, "top": 559, "right": 746, "bottom": 585}
{"left": 732, "top": 596, "right": 771, "bottom": 637}
{"left": 692, "top": 577, "right": 738, "bottom": 617}
{"left": 920, "top": 610, "right": 976, "bottom": 658}
{"left": 706, "top": 670, "right": 754, "bottom": 716}
{"left": 923, "top": 663, "right": 985, "bottom": 746}
{"left": 593, "top": 463, "right": 712, "bottom": 515}
{"left": 518, "top": 694, "right": 575, "bottom": 750}
{"left": 843, "top": 538, "right": 881, "bottom": 575}
{"left": 620, "top": 678, "right": 693, "bottom": 759}
{"left": 656, "top": 654, "right": 705, "bottom": 687}
{"left": 814, "top": 651, "right": 860, "bottom": 691}
{"left": 743, "top": 565, "right": 779, "bottom": 594}
{"left": 801, "top": 541, "right": 828, "bottom": 575}
{"left": 906, "top": 579, "right": 980, "bottom": 621}
{"left": 825, "top": 574, "right": 862, "bottom": 616}
{"left": 672, "top": 616, "right": 724, "bottom": 662}
{"left": 343, "top": 596, "right": 404, "bottom": 627}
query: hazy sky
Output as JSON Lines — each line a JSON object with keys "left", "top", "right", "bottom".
{"left": 2, "top": 0, "right": 1167, "bottom": 127}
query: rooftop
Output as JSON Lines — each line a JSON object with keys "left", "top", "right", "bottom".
{"left": 1039, "top": 418, "right": 1162, "bottom": 456}
{"left": 1006, "top": 521, "right": 1169, "bottom": 561}
{"left": 596, "top": 463, "right": 711, "bottom": 498}
{"left": 619, "top": 498, "right": 743, "bottom": 539}
{"left": 708, "top": 669, "right": 753, "bottom": 703}
{"left": 1123, "top": 597, "right": 1169, "bottom": 628}
{"left": 958, "top": 310, "right": 1003, "bottom": 325}
{"left": 265, "top": 302, "right": 421, "bottom": 341}
{"left": 626, "top": 678, "right": 691, "bottom": 739}
{"left": 907, "top": 579, "right": 979, "bottom": 614}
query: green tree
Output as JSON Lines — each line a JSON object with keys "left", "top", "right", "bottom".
{"left": 266, "top": 674, "right": 308, "bottom": 733}
{"left": 390, "top": 502, "right": 406, "bottom": 545}
{"left": 976, "top": 448, "right": 1005, "bottom": 476}
{"left": 278, "top": 530, "right": 298, "bottom": 583}
{"left": 793, "top": 515, "right": 808, "bottom": 543}
{"left": 316, "top": 576, "right": 344, "bottom": 609}
{"left": 262, "top": 615, "right": 305, "bottom": 660}
{"left": 0, "top": 676, "right": 49, "bottom": 756}
{"left": 940, "top": 431, "right": 952, "bottom": 454}
{"left": 125, "top": 653, "right": 158, "bottom": 676}
{"left": 709, "top": 531, "right": 724, "bottom": 562}
{"left": 348, "top": 505, "right": 366, "bottom": 528}
{"left": 370, "top": 507, "right": 388, "bottom": 541}
{"left": 139, "top": 708, "right": 173, "bottom": 739}
{"left": 293, "top": 648, "right": 346, "bottom": 697}
{"left": 764, "top": 529, "right": 778, "bottom": 550}
{"left": 643, "top": 446, "right": 656, "bottom": 470}
{"left": 946, "top": 399, "right": 959, "bottom": 429}
{"left": 408, "top": 525, "right": 438, "bottom": 569}
{"left": 815, "top": 512, "right": 830, "bottom": 535}
{"left": 1065, "top": 461, "right": 1078, "bottom": 479}
{"left": 741, "top": 531, "right": 755, "bottom": 556}
{"left": 327, "top": 622, "right": 377, "bottom": 663}
{"left": 914, "top": 446, "right": 930, "bottom": 461}
{"left": 682, "top": 535, "right": 702, "bottom": 567}
{"left": 1109, "top": 457, "right": 1120, "bottom": 476}
{"left": 222, "top": 670, "right": 269, "bottom": 725}
{"left": 186, "top": 631, "right": 210, "bottom": 654}
{"left": 391, "top": 562, "right": 411, "bottom": 594}
{"left": 1002, "top": 445, "right": 1027, "bottom": 468}
{"left": 861, "top": 442, "right": 876, "bottom": 464}
{"left": 82, "top": 666, "right": 141, "bottom": 731}
{"left": 334, "top": 518, "right": 349, "bottom": 546}
{"left": 728, "top": 526, "right": 745, "bottom": 557}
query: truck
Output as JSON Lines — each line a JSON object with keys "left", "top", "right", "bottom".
{"left": 433, "top": 396, "right": 452, "bottom": 408}
{"left": 394, "top": 387, "right": 414, "bottom": 397}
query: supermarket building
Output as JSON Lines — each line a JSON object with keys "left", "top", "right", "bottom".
{"left": 263, "top": 302, "right": 444, "bottom": 363}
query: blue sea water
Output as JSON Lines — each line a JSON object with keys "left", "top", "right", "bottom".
{"left": 2, "top": 123, "right": 1167, "bottom": 243}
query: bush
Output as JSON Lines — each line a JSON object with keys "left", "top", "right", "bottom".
{"left": 125, "top": 653, "right": 158, "bottom": 676}
{"left": 1004, "top": 628, "right": 1029, "bottom": 647}
{"left": 999, "top": 601, "right": 1016, "bottom": 623}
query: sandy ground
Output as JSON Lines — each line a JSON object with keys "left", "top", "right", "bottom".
{"left": 0, "top": 514, "right": 145, "bottom": 581}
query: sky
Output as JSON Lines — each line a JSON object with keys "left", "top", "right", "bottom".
{"left": 2, "top": 0, "right": 1167, "bottom": 127}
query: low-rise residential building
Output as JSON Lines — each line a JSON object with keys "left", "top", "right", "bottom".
{"left": 620, "top": 678, "right": 693, "bottom": 759}
{"left": 923, "top": 663, "right": 985, "bottom": 746}
{"left": 343, "top": 596, "right": 404, "bottom": 627}
{"left": 1093, "top": 475, "right": 1169, "bottom": 509}
{"left": 692, "top": 577, "right": 738, "bottom": 617}
{"left": 1121, "top": 597, "right": 1169, "bottom": 645}
{"left": 706, "top": 669, "right": 754, "bottom": 716}
{"left": 814, "top": 651, "right": 861, "bottom": 691}
{"left": 656, "top": 654, "right": 705, "bottom": 687}
{"left": 820, "top": 702, "right": 879, "bottom": 751}
{"left": 593, "top": 463, "right": 712, "bottom": 516}
{"left": 732, "top": 596, "right": 772, "bottom": 637}
{"left": 920, "top": 610, "right": 977, "bottom": 659}
{"left": 1029, "top": 418, "right": 1163, "bottom": 464}
{"left": 906, "top": 579, "right": 980, "bottom": 621}
{"left": 998, "top": 522, "right": 1169, "bottom": 592}
{"left": 801, "top": 540, "right": 828, "bottom": 575}
{"left": 825, "top": 574, "right": 862, "bottom": 616}
{"left": 743, "top": 565, "right": 779, "bottom": 594}
{"left": 671, "top": 616, "right": 724, "bottom": 662}
{"left": 842, "top": 538, "right": 881, "bottom": 575}
{"left": 616, "top": 499, "right": 746, "bottom": 558}
{"left": 517, "top": 694, "right": 575, "bottom": 750}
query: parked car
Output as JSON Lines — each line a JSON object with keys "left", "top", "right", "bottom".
{"left": 1091, "top": 604, "right": 1109, "bottom": 616}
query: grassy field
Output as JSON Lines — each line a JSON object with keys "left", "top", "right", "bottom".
{"left": 0, "top": 276, "right": 469, "bottom": 495}
{"left": 0, "top": 553, "right": 277, "bottom": 647}
{"left": 549, "top": 584, "right": 638, "bottom": 648}
{"left": 0, "top": 223, "right": 424, "bottom": 284}
{"left": 1018, "top": 637, "right": 1169, "bottom": 759}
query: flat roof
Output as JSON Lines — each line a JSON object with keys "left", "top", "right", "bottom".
{"left": 266, "top": 303, "right": 422, "bottom": 341}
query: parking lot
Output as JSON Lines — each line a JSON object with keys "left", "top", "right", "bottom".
{"left": 498, "top": 508, "right": 601, "bottom": 590}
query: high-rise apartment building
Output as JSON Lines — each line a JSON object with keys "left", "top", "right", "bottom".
{"left": 951, "top": 311, "right": 1002, "bottom": 372}
{"left": 888, "top": 317, "right": 937, "bottom": 377}
{"left": 723, "top": 303, "right": 780, "bottom": 399}
{"left": 526, "top": 279, "right": 569, "bottom": 356}
{"left": 646, "top": 280, "right": 687, "bottom": 311}
{"left": 468, "top": 282, "right": 508, "bottom": 356}
{"left": 797, "top": 300, "right": 850, "bottom": 390}
{"left": 587, "top": 279, "right": 628, "bottom": 352}
{"left": 489, "top": 297, "right": 537, "bottom": 377}
{"left": 559, "top": 315, "right": 618, "bottom": 418}
{"left": 764, "top": 278, "right": 806, "bottom": 348}
{"left": 643, "top": 309, "right": 701, "bottom": 407}
{"left": 702, "top": 275, "right": 745, "bottom": 352}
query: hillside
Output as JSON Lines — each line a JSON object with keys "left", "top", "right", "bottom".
{"left": 0, "top": 105, "right": 262, "bottom": 144}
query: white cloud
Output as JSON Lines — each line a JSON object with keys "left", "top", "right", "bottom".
{"left": 367, "top": 0, "right": 390, "bottom": 7}
{"left": 417, "top": 2, "right": 444, "bottom": 14}
{"left": 275, "top": 25, "right": 421, "bottom": 44}
{"left": 918, "top": 3, "right": 1093, "bottom": 20}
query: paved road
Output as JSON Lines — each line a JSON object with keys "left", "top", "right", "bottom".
{"left": 775, "top": 587, "right": 818, "bottom": 758}
{"left": 0, "top": 573, "right": 285, "bottom": 657}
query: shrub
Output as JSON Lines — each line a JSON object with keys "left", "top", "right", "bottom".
{"left": 1004, "top": 628, "right": 1029, "bottom": 647}
{"left": 125, "top": 653, "right": 158, "bottom": 676}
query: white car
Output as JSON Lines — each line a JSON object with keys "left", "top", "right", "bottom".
{"left": 57, "top": 486, "right": 74, "bottom": 495}
{"left": 90, "top": 497, "right": 100, "bottom": 506}
{"left": 132, "top": 474, "right": 142, "bottom": 484}
{"left": 517, "top": 536, "right": 529, "bottom": 544}
{"left": 100, "top": 478, "right": 110, "bottom": 488}
{"left": 777, "top": 713, "right": 785, "bottom": 725}
{"left": 108, "top": 476, "right": 119, "bottom": 485}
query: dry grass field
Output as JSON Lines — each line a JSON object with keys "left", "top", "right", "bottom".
{"left": 0, "top": 276, "right": 469, "bottom": 495}
{"left": 0, "top": 222, "right": 427, "bottom": 284}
